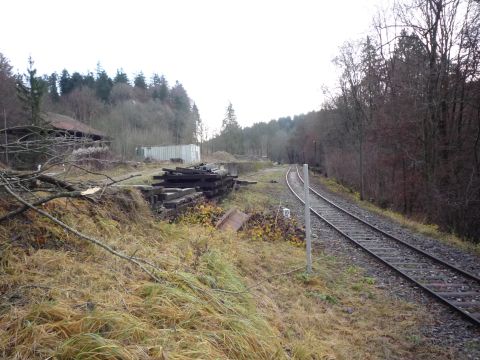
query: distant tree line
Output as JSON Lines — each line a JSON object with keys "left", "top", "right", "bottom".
{"left": 0, "top": 57, "right": 203, "bottom": 158}
{"left": 207, "top": 102, "right": 294, "bottom": 160}
{"left": 209, "top": 0, "right": 480, "bottom": 242}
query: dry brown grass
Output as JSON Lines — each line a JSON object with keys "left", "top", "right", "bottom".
{"left": 314, "top": 175, "right": 480, "bottom": 256}
{"left": 0, "top": 165, "right": 457, "bottom": 359}
{"left": 0, "top": 190, "right": 283, "bottom": 359}
{"left": 223, "top": 167, "right": 455, "bottom": 359}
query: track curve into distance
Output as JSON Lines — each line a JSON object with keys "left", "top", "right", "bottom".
{"left": 286, "top": 166, "right": 480, "bottom": 326}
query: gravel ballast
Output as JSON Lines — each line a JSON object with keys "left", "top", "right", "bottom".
{"left": 274, "top": 166, "right": 480, "bottom": 360}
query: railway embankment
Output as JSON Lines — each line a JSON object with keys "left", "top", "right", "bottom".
{"left": 285, "top": 166, "right": 480, "bottom": 359}
{"left": 1, "top": 164, "right": 477, "bottom": 359}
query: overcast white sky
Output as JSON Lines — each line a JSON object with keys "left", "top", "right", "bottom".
{"left": 1, "top": 0, "right": 386, "bottom": 133}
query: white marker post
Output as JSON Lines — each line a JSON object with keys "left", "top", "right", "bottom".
{"left": 303, "top": 164, "right": 312, "bottom": 273}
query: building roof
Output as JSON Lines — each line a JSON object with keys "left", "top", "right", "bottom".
{"left": 46, "top": 112, "right": 107, "bottom": 138}
{"left": 3, "top": 113, "right": 110, "bottom": 141}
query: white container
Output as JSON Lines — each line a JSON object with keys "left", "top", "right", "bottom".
{"left": 139, "top": 144, "right": 201, "bottom": 163}
{"left": 282, "top": 207, "right": 291, "bottom": 218}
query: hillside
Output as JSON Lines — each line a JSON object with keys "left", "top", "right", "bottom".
{"left": 0, "top": 53, "right": 202, "bottom": 160}
{"left": 0, "top": 166, "right": 454, "bottom": 359}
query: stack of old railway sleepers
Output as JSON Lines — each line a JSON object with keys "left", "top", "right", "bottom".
{"left": 138, "top": 185, "right": 204, "bottom": 219}
{"left": 153, "top": 164, "right": 237, "bottom": 198}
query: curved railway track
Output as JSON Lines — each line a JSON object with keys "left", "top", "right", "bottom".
{"left": 286, "top": 165, "right": 480, "bottom": 326}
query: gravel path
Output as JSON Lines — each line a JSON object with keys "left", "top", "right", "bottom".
{"left": 275, "top": 166, "right": 480, "bottom": 360}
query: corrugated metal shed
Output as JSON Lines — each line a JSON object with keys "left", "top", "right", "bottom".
{"left": 139, "top": 144, "right": 201, "bottom": 163}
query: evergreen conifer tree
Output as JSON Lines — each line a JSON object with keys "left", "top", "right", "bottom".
{"left": 59, "top": 69, "right": 73, "bottom": 95}
{"left": 114, "top": 69, "right": 129, "bottom": 84}
{"left": 95, "top": 64, "right": 113, "bottom": 102}
{"left": 48, "top": 72, "right": 60, "bottom": 102}
{"left": 134, "top": 72, "right": 147, "bottom": 89}
{"left": 16, "top": 57, "right": 45, "bottom": 126}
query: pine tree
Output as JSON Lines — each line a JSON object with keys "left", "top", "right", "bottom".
{"left": 192, "top": 103, "right": 203, "bottom": 145}
{"left": 48, "top": 72, "right": 60, "bottom": 102}
{"left": 59, "top": 69, "right": 73, "bottom": 95}
{"left": 83, "top": 72, "right": 96, "bottom": 89}
{"left": 151, "top": 73, "right": 170, "bottom": 101}
{"left": 16, "top": 57, "right": 45, "bottom": 126}
{"left": 170, "top": 81, "right": 190, "bottom": 110}
{"left": 114, "top": 69, "right": 129, "bottom": 84}
{"left": 151, "top": 73, "right": 161, "bottom": 87}
{"left": 134, "top": 72, "right": 146, "bottom": 89}
{"left": 70, "top": 72, "right": 84, "bottom": 91}
{"left": 95, "top": 64, "right": 113, "bottom": 102}
{"left": 222, "top": 102, "right": 238, "bottom": 129}
{"left": 157, "top": 75, "right": 169, "bottom": 101}
{"left": 221, "top": 102, "right": 242, "bottom": 154}
{"left": 169, "top": 81, "right": 192, "bottom": 144}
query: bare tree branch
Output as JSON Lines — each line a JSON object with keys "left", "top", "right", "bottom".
{"left": 2, "top": 182, "right": 164, "bottom": 283}
{"left": 0, "top": 189, "right": 85, "bottom": 223}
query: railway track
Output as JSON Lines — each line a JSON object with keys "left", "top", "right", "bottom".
{"left": 286, "top": 166, "right": 480, "bottom": 326}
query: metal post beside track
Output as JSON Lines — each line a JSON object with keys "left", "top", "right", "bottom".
{"left": 286, "top": 165, "right": 480, "bottom": 327}
{"left": 303, "top": 164, "right": 312, "bottom": 273}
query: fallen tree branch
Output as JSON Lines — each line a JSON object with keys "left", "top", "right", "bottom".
{"left": 0, "top": 170, "right": 140, "bottom": 222}
{"left": 36, "top": 174, "right": 78, "bottom": 191}
{"left": 96, "top": 173, "right": 141, "bottom": 198}
{"left": 4, "top": 171, "right": 78, "bottom": 191}
{"left": 3, "top": 184, "right": 164, "bottom": 283}
{"left": 106, "top": 173, "right": 141, "bottom": 186}
{"left": 70, "top": 163, "right": 115, "bottom": 183}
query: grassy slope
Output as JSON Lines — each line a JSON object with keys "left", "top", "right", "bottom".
{"left": 223, "top": 167, "right": 455, "bottom": 359}
{"left": 0, "top": 166, "right": 455, "bottom": 359}
{"left": 314, "top": 175, "right": 480, "bottom": 256}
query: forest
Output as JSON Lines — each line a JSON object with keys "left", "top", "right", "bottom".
{"left": 209, "top": 0, "right": 480, "bottom": 242}
{"left": 0, "top": 57, "right": 203, "bottom": 158}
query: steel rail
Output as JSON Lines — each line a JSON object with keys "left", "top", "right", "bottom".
{"left": 295, "top": 166, "right": 480, "bottom": 283}
{"left": 285, "top": 166, "right": 480, "bottom": 326}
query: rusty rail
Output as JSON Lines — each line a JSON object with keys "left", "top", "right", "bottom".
{"left": 286, "top": 166, "right": 480, "bottom": 327}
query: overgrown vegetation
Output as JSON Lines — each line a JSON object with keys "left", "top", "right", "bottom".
{"left": 0, "top": 191, "right": 284, "bottom": 359}
{"left": 179, "top": 202, "right": 305, "bottom": 246}
{"left": 0, "top": 165, "right": 459, "bottom": 359}
{"left": 244, "top": 212, "right": 304, "bottom": 246}
{"left": 206, "top": 1, "right": 480, "bottom": 243}
{"left": 314, "top": 173, "right": 480, "bottom": 256}
{"left": 177, "top": 202, "right": 224, "bottom": 227}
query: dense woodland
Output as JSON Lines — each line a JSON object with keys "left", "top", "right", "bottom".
{"left": 0, "top": 56, "right": 203, "bottom": 158}
{"left": 209, "top": 0, "right": 480, "bottom": 242}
